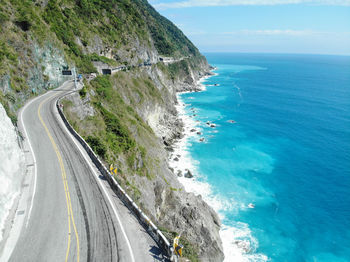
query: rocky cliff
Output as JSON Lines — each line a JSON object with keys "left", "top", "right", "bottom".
{"left": 0, "top": 0, "right": 224, "bottom": 260}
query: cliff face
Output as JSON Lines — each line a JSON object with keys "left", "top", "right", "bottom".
{"left": 64, "top": 55, "right": 224, "bottom": 262}
{"left": 0, "top": 0, "right": 224, "bottom": 260}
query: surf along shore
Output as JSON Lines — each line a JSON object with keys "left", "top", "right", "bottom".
{"left": 168, "top": 67, "right": 268, "bottom": 262}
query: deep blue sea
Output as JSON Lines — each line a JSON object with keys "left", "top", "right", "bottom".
{"left": 179, "top": 53, "right": 350, "bottom": 261}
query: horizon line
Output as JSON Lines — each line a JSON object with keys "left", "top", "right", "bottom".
{"left": 151, "top": 0, "right": 350, "bottom": 10}
{"left": 200, "top": 51, "right": 350, "bottom": 57}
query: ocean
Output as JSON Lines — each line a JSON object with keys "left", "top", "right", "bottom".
{"left": 169, "top": 53, "right": 350, "bottom": 261}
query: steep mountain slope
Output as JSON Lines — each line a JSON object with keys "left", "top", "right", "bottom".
{"left": 0, "top": 0, "right": 224, "bottom": 260}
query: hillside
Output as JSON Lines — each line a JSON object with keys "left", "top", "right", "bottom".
{"left": 0, "top": 0, "right": 224, "bottom": 261}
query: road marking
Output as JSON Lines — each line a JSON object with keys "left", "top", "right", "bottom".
{"left": 20, "top": 95, "right": 39, "bottom": 228}
{"left": 38, "top": 95, "right": 80, "bottom": 262}
{"left": 56, "top": 98, "right": 135, "bottom": 262}
{"left": 17, "top": 211, "right": 25, "bottom": 216}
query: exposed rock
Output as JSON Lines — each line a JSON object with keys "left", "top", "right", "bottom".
{"left": 62, "top": 56, "right": 224, "bottom": 261}
{"left": 0, "top": 1, "right": 224, "bottom": 261}
{"left": 163, "top": 138, "right": 171, "bottom": 147}
{"left": 184, "top": 169, "right": 193, "bottom": 178}
{"left": 155, "top": 187, "right": 224, "bottom": 262}
{"left": 165, "top": 146, "right": 174, "bottom": 152}
{"left": 64, "top": 90, "right": 95, "bottom": 120}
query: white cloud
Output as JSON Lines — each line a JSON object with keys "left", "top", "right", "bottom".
{"left": 223, "top": 29, "right": 315, "bottom": 36}
{"left": 185, "top": 29, "right": 350, "bottom": 37}
{"left": 221, "top": 30, "right": 350, "bottom": 36}
{"left": 151, "top": 0, "right": 350, "bottom": 9}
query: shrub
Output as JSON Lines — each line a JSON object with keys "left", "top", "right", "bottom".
{"left": 0, "top": 11, "right": 9, "bottom": 24}
{"left": 99, "top": 105, "right": 136, "bottom": 151}
{"left": 88, "top": 53, "right": 116, "bottom": 66}
{"left": 79, "top": 86, "right": 87, "bottom": 98}
{"left": 86, "top": 135, "right": 106, "bottom": 158}
{"left": 92, "top": 75, "right": 113, "bottom": 98}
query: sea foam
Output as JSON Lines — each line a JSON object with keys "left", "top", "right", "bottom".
{"left": 169, "top": 74, "right": 268, "bottom": 262}
{"left": 0, "top": 104, "right": 25, "bottom": 242}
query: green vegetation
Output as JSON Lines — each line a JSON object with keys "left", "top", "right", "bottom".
{"left": 167, "top": 60, "right": 190, "bottom": 81}
{"left": 97, "top": 104, "right": 136, "bottom": 153}
{"left": 0, "top": 41, "right": 17, "bottom": 65}
{"left": 0, "top": 1, "right": 209, "bottom": 256}
{"left": 0, "top": 0, "right": 203, "bottom": 120}
{"left": 11, "top": 75, "right": 28, "bottom": 92}
{"left": 64, "top": 75, "right": 158, "bottom": 180}
{"left": 86, "top": 135, "right": 106, "bottom": 158}
{"left": 88, "top": 53, "right": 117, "bottom": 66}
{"left": 0, "top": 9, "right": 9, "bottom": 25}
{"left": 0, "top": 91, "right": 18, "bottom": 124}
{"left": 92, "top": 75, "right": 113, "bottom": 99}
{"left": 159, "top": 227, "right": 200, "bottom": 262}
{"left": 134, "top": 0, "right": 199, "bottom": 56}
{"left": 79, "top": 85, "right": 87, "bottom": 98}
{"left": 1, "top": 0, "right": 200, "bottom": 74}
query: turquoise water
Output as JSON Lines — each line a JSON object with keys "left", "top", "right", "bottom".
{"left": 180, "top": 53, "right": 350, "bottom": 261}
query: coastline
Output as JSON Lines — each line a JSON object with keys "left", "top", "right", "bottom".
{"left": 169, "top": 69, "right": 268, "bottom": 262}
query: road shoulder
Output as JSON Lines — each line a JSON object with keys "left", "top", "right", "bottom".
{"left": 0, "top": 96, "right": 40, "bottom": 262}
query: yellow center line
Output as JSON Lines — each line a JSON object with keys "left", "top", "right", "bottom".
{"left": 38, "top": 94, "right": 80, "bottom": 262}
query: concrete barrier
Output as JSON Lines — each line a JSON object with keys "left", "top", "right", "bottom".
{"left": 56, "top": 94, "right": 175, "bottom": 260}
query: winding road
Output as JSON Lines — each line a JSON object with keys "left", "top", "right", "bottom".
{"left": 7, "top": 81, "right": 162, "bottom": 262}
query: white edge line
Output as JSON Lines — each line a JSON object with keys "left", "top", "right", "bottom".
{"left": 20, "top": 82, "right": 67, "bottom": 227}
{"left": 0, "top": 99, "right": 38, "bottom": 262}
{"left": 19, "top": 96, "right": 39, "bottom": 228}
{"left": 53, "top": 94, "right": 136, "bottom": 262}
{"left": 3, "top": 83, "right": 70, "bottom": 261}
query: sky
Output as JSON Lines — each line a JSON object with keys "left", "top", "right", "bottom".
{"left": 148, "top": 0, "right": 350, "bottom": 55}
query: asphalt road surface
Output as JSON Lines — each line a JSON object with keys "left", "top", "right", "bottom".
{"left": 9, "top": 81, "right": 163, "bottom": 262}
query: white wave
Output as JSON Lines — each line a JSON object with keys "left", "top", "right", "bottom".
{"left": 0, "top": 104, "right": 25, "bottom": 242}
{"left": 170, "top": 80, "right": 269, "bottom": 262}
{"left": 221, "top": 224, "right": 268, "bottom": 262}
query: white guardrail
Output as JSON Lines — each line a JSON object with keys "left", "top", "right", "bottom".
{"left": 56, "top": 90, "right": 176, "bottom": 261}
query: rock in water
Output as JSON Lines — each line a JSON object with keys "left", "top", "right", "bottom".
{"left": 184, "top": 169, "right": 193, "bottom": 178}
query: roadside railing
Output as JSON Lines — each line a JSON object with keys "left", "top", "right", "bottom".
{"left": 56, "top": 91, "right": 175, "bottom": 261}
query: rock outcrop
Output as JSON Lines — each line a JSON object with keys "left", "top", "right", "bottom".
{"left": 0, "top": 0, "right": 224, "bottom": 260}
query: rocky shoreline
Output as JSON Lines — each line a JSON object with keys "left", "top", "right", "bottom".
{"left": 58, "top": 58, "right": 225, "bottom": 261}
{"left": 160, "top": 67, "right": 228, "bottom": 261}
{"left": 167, "top": 67, "right": 216, "bottom": 169}
{"left": 124, "top": 59, "right": 225, "bottom": 261}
